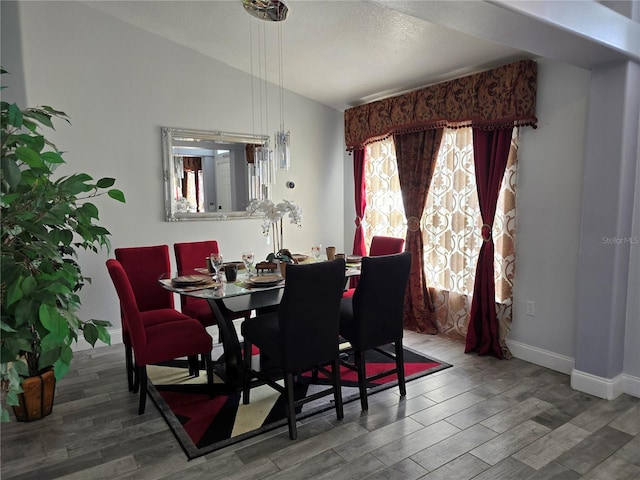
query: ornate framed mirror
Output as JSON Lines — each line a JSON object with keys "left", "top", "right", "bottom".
{"left": 162, "top": 127, "right": 269, "bottom": 221}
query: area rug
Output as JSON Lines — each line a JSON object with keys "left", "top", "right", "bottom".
{"left": 147, "top": 346, "right": 451, "bottom": 460}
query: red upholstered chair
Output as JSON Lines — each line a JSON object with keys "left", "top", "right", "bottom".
{"left": 344, "top": 235, "right": 405, "bottom": 298}
{"left": 115, "top": 245, "right": 178, "bottom": 391}
{"left": 339, "top": 251, "right": 412, "bottom": 411}
{"left": 174, "top": 241, "right": 252, "bottom": 329}
{"left": 115, "top": 245, "right": 175, "bottom": 311}
{"left": 369, "top": 235, "right": 405, "bottom": 256}
{"left": 106, "top": 259, "right": 214, "bottom": 414}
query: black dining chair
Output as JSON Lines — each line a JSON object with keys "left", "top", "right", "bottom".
{"left": 241, "top": 258, "right": 346, "bottom": 440}
{"left": 339, "top": 251, "right": 412, "bottom": 411}
{"left": 344, "top": 235, "right": 405, "bottom": 298}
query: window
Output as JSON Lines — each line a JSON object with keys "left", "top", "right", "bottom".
{"left": 363, "top": 129, "right": 518, "bottom": 339}
{"left": 363, "top": 140, "right": 407, "bottom": 247}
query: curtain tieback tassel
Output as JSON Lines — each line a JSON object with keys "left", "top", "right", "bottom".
{"left": 407, "top": 216, "right": 421, "bottom": 232}
{"left": 481, "top": 224, "right": 493, "bottom": 242}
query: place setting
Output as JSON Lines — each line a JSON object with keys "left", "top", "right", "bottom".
{"left": 193, "top": 253, "right": 245, "bottom": 283}
{"left": 165, "top": 274, "right": 221, "bottom": 292}
{"left": 243, "top": 273, "right": 284, "bottom": 288}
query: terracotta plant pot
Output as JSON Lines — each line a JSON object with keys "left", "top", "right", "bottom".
{"left": 12, "top": 369, "right": 56, "bottom": 422}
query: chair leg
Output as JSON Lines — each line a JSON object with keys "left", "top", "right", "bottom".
{"left": 395, "top": 340, "right": 406, "bottom": 397}
{"left": 188, "top": 355, "right": 199, "bottom": 377}
{"left": 242, "top": 339, "right": 252, "bottom": 405}
{"left": 204, "top": 353, "right": 214, "bottom": 396}
{"left": 137, "top": 365, "right": 148, "bottom": 415}
{"left": 332, "top": 359, "right": 344, "bottom": 420}
{"left": 132, "top": 357, "right": 140, "bottom": 394}
{"left": 284, "top": 372, "right": 297, "bottom": 440}
{"left": 355, "top": 350, "right": 368, "bottom": 411}
{"left": 125, "top": 345, "right": 134, "bottom": 392}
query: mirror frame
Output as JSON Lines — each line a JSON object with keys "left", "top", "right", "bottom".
{"left": 162, "top": 127, "right": 269, "bottom": 222}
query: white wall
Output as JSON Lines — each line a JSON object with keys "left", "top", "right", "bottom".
{"left": 508, "top": 59, "right": 591, "bottom": 370}
{"left": 625, "top": 119, "right": 640, "bottom": 383}
{"left": 2, "top": 1, "right": 345, "bottom": 340}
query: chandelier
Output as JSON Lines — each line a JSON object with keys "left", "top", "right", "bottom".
{"left": 243, "top": 0, "right": 288, "bottom": 22}
{"left": 244, "top": 0, "right": 290, "bottom": 201}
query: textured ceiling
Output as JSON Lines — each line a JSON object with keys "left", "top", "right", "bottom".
{"left": 81, "top": 0, "right": 635, "bottom": 111}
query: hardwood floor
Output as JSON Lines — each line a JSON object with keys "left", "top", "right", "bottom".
{"left": 2, "top": 331, "right": 639, "bottom": 480}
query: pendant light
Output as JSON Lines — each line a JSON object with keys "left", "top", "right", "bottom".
{"left": 243, "top": 0, "right": 288, "bottom": 22}
{"left": 244, "top": 0, "right": 290, "bottom": 201}
{"left": 275, "top": 20, "right": 290, "bottom": 171}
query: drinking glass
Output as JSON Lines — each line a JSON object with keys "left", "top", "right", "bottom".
{"left": 210, "top": 253, "right": 224, "bottom": 279}
{"left": 311, "top": 244, "right": 322, "bottom": 262}
{"left": 241, "top": 251, "right": 255, "bottom": 276}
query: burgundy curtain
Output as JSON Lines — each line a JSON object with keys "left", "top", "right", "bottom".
{"left": 393, "top": 129, "right": 444, "bottom": 334}
{"left": 345, "top": 60, "right": 537, "bottom": 151}
{"left": 246, "top": 144, "right": 256, "bottom": 164}
{"left": 465, "top": 128, "right": 513, "bottom": 358}
{"left": 182, "top": 157, "right": 203, "bottom": 212}
{"left": 352, "top": 149, "right": 367, "bottom": 256}
{"left": 349, "top": 149, "right": 366, "bottom": 289}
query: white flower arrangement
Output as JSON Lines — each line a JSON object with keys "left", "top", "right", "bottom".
{"left": 247, "top": 198, "right": 302, "bottom": 254}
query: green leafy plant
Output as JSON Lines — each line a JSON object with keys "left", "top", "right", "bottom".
{"left": 0, "top": 69, "right": 125, "bottom": 421}
{"left": 266, "top": 248, "right": 295, "bottom": 264}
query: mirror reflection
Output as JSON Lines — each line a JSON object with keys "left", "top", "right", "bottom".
{"left": 162, "top": 127, "right": 269, "bottom": 221}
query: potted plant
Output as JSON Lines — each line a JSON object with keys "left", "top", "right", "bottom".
{"left": 0, "top": 69, "right": 125, "bottom": 421}
{"left": 246, "top": 198, "right": 302, "bottom": 262}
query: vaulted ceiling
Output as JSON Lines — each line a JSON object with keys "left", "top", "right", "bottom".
{"left": 83, "top": 0, "right": 640, "bottom": 111}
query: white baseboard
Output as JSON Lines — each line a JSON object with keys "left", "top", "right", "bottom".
{"left": 622, "top": 374, "right": 640, "bottom": 398}
{"left": 506, "top": 339, "right": 640, "bottom": 400}
{"left": 505, "top": 339, "right": 575, "bottom": 374}
{"left": 72, "top": 328, "right": 123, "bottom": 352}
{"left": 571, "top": 369, "right": 640, "bottom": 400}
{"left": 76, "top": 332, "right": 639, "bottom": 399}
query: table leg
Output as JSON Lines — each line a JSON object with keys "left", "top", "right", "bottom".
{"left": 206, "top": 289, "right": 283, "bottom": 388}
{"left": 205, "top": 298, "right": 243, "bottom": 387}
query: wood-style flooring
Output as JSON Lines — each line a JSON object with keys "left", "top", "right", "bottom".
{"left": 2, "top": 330, "right": 639, "bottom": 480}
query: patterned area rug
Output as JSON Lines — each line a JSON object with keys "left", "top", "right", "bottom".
{"left": 147, "top": 346, "right": 451, "bottom": 459}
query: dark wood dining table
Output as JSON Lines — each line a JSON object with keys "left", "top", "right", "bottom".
{"left": 159, "top": 263, "right": 361, "bottom": 388}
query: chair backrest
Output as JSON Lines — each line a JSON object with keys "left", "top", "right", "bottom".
{"left": 278, "top": 258, "right": 346, "bottom": 372}
{"left": 174, "top": 240, "right": 220, "bottom": 274}
{"left": 370, "top": 236, "right": 405, "bottom": 256}
{"left": 352, "top": 251, "right": 412, "bottom": 349}
{"left": 174, "top": 241, "right": 220, "bottom": 310}
{"left": 106, "top": 259, "right": 147, "bottom": 352}
{"left": 114, "top": 245, "right": 175, "bottom": 311}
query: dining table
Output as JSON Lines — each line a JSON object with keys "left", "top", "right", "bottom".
{"left": 159, "top": 259, "right": 361, "bottom": 388}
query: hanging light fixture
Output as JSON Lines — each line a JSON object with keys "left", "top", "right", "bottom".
{"left": 274, "top": 20, "right": 290, "bottom": 171}
{"left": 244, "top": 0, "right": 290, "bottom": 201}
{"left": 243, "top": 0, "right": 288, "bottom": 22}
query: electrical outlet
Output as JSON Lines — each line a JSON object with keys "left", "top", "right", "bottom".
{"left": 526, "top": 300, "right": 535, "bottom": 316}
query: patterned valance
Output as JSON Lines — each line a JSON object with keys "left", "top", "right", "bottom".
{"left": 344, "top": 59, "right": 537, "bottom": 151}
